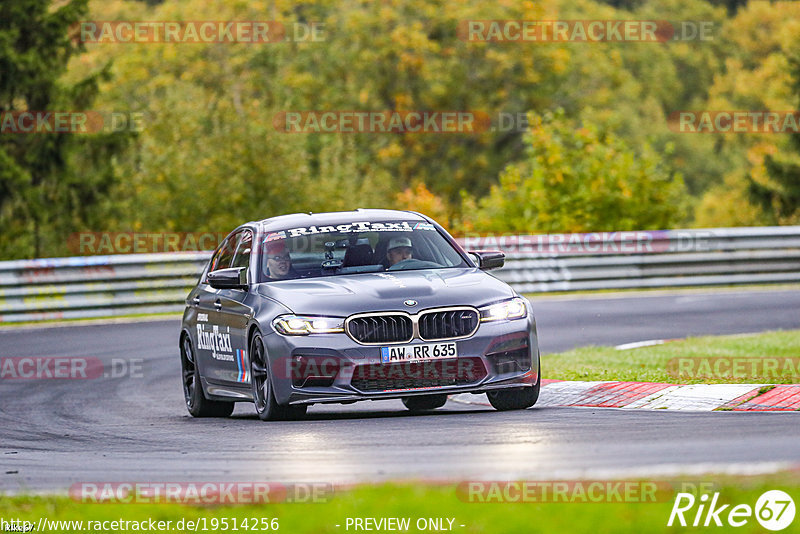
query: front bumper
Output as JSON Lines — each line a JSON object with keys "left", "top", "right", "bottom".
{"left": 263, "top": 314, "right": 540, "bottom": 405}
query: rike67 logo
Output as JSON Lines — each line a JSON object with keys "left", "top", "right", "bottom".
{"left": 668, "top": 490, "right": 795, "bottom": 531}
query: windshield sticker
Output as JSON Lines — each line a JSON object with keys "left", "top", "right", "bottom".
{"left": 263, "top": 231, "right": 287, "bottom": 243}
{"left": 283, "top": 221, "right": 424, "bottom": 238}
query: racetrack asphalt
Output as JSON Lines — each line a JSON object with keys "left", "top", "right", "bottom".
{"left": 1, "top": 288, "right": 799, "bottom": 492}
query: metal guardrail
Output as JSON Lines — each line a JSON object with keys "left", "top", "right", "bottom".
{"left": 0, "top": 252, "right": 210, "bottom": 322}
{"left": 469, "top": 226, "right": 800, "bottom": 293}
{"left": 1, "top": 227, "right": 799, "bottom": 323}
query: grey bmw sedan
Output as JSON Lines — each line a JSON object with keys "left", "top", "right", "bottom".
{"left": 179, "top": 209, "right": 540, "bottom": 421}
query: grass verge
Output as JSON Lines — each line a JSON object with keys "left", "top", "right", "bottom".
{"left": 1, "top": 474, "right": 798, "bottom": 533}
{"left": 544, "top": 329, "right": 800, "bottom": 384}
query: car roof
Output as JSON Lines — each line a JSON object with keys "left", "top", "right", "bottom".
{"left": 250, "top": 209, "right": 428, "bottom": 232}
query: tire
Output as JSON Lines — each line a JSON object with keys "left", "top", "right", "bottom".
{"left": 402, "top": 394, "right": 448, "bottom": 412}
{"left": 181, "top": 334, "right": 234, "bottom": 418}
{"left": 486, "top": 361, "right": 541, "bottom": 411}
{"left": 250, "top": 332, "right": 307, "bottom": 421}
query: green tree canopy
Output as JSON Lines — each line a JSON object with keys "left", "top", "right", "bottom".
{"left": 749, "top": 42, "right": 800, "bottom": 224}
{"left": 0, "top": 0, "right": 129, "bottom": 258}
{"left": 464, "top": 110, "right": 687, "bottom": 233}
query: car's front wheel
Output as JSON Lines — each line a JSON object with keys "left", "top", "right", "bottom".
{"left": 250, "top": 332, "right": 307, "bottom": 421}
{"left": 402, "top": 394, "right": 448, "bottom": 412}
{"left": 486, "top": 362, "right": 541, "bottom": 411}
{"left": 181, "top": 334, "right": 234, "bottom": 418}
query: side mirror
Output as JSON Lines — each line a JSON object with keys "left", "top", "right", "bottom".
{"left": 207, "top": 267, "right": 248, "bottom": 290}
{"left": 468, "top": 250, "right": 505, "bottom": 271}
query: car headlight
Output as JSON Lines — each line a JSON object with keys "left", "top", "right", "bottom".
{"left": 272, "top": 315, "right": 345, "bottom": 335}
{"left": 479, "top": 297, "right": 528, "bottom": 322}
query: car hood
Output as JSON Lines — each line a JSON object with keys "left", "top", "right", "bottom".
{"left": 256, "top": 268, "right": 515, "bottom": 316}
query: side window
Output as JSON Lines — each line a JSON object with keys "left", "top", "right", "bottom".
{"left": 209, "top": 232, "right": 239, "bottom": 274}
{"left": 207, "top": 245, "right": 224, "bottom": 276}
{"left": 231, "top": 230, "right": 252, "bottom": 272}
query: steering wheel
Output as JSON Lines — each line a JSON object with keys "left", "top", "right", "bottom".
{"left": 387, "top": 259, "right": 441, "bottom": 271}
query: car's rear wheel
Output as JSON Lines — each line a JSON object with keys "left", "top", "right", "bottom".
{"left": 486, "top": 362, "right": 541, "bottom": 411}
{"left": 402, "top": 394, "right": 448, "bottom": 412}
{"left": 181, "top": 334, "right": 234, "bottom": 417}
{"left": 250, "top": 332, "right": 307, "bottom": 421}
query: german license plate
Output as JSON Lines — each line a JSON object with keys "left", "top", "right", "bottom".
{"left": 380, "top": 342, "right": 458, "bottom": 364}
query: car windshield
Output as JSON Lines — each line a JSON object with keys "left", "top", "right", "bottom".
{"left": 259, "top": 220, "right": 469, "bottom": 281}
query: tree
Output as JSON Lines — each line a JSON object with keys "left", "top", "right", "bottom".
{"left": 463, "top": 110, "right": 687, "bottom": 233}
{"left": 395, "top": 182, "right": 450, "bottom": 228}
{"left": 692, "top": 0, "right": 800, "bottom": 227}
{"left": 9, "top": 0, "right": 796, "bottom": 259}
{"left": 748, "top": 43, "right": 800, "bottom": 224}
{"left": 0, "top": 0, "right": 128, "bottom": 259}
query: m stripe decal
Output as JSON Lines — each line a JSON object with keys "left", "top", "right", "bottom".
{"left": 237, "top": 349, "right": 249, "bottom": 383}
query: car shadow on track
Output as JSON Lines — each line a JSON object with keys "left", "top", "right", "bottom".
{"left": 170, "top": 404, "right": 552, "bottom": 424}
{"left": 222, "top": 403, "right": 557, "bottom": 422}
{"left": 227, "top": 409, "right": 490, "bottom": 422}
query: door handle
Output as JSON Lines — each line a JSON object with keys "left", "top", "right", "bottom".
{"left": 214, "top": 300, "right": 222, "bottom": 310}
{"left": 192, "top": 296, "right": 200, "bottom": 306}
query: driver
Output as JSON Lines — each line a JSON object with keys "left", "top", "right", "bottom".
{"left": 265, "top": 241, "right": 297, "bottom": 280}
{"left": 386, "top": 236, "right": 413, "bottom": 267}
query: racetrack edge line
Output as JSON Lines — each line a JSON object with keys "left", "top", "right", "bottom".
{"left": 451, "top": 381, "right": 800, "bottom": 412}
